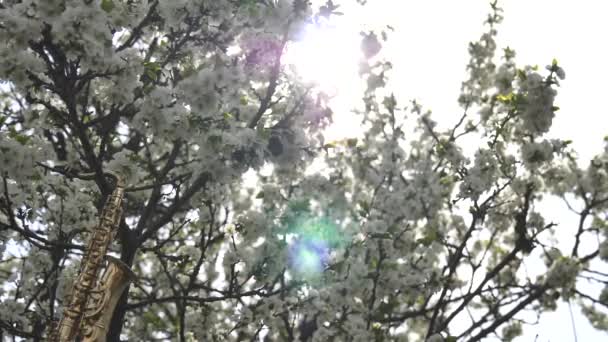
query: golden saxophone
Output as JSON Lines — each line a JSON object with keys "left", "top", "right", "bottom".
{"left": 48, "top": 171, "right": 136, "bottom": 342}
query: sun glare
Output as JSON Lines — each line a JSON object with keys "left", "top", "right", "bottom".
{"left": 285, "top": 21, "right": 361, "bottom": 96}
{"left": 284, "top": 19, "right": 366, "bottom": 141}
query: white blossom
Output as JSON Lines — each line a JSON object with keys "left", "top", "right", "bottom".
{"left": 517, "top": 70, "right": 558, "bottom": 135}
{"left": 459, "top": 149, "right": 498, "bottom": 200}
{"left": 545, "top": 257, "right": 579, "bottom": 289}
{"left": 521, "top": 140, "right": 554, "bottom": 168}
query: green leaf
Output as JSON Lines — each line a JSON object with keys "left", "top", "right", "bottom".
{"left": 256, "top": 191, "right": 264, "bottom": 199}
{"left": 8, "top": 128, "right": 30, "bottom": 145}
{"left": 439, "top": 175, "right": 453, "bottom": 186}
{"left": 516, "top": 69, "right": 527, "bottom": 81}
{"left": 552, "top": 58, "right": 558, "bottom": 66}
{"left": 496, "top": 93, "right": 515, "bottom": 104}
{"left": 259, "top": 128, "right": 271, "bottom": 139}
{"left": 592, "top": 217, "right": 608, "bottom": 233}
{"left": 503, "top": 46, "right": 516, "bottom": 59}
{"left": 145, "top": 69, "right": 157, "bottom": 81}
{"left": 223, "top": 112, "right": 233, "bottom": 120}
{"left": 359, "top": 200, "right": 370, "bottom": 213}
{"left": 208, "top": 135, "right": 222, "bottom": 146}
{"left": 382, "top": 94, "right": 397, "bottom": 112}
{"left": 30, "top": 172, "right": 42, "bottom": 181}
{"left": 143, "top": 311, "right": 166, "bottom": 329}
{"left": 101, "top": 0, "right": 115, "bottom": 12}
{"left": 418, "top": 230, "right": 438, "bottom": 246}
{"left": 143, "top": 61, "right": 161, "bottom": 81}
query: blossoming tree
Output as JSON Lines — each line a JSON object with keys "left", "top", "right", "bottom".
{"left": 1, "top": 0, "right": 607, "bottom": 341}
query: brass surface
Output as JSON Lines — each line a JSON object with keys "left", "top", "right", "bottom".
{"left": 48, "top": 172, "right": 135, "bottom": 342}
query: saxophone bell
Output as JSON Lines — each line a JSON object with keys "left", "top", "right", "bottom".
{"left": 80, "top": 255, "right": 136, "bottom": 342}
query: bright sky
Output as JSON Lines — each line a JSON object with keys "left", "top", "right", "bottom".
{"left": 286, "top": 0, "right": 608, "bottom": 341}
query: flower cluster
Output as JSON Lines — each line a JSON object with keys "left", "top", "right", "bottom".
{"left": 545, "top": 257, "right": 579, "bottom": 290}
{"left": 521, "top": 139, "right": 554, "bottom": 169}
{"left": 459, "top": 149, "right": 499, "bottom": 200}
{"left": 516, "top": 70, "right": 558, "bottom": 135}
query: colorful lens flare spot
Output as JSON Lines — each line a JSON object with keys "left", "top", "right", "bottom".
{"left": 289, "top": 239, "right": 330, "bottom": 275}
{"left": 286, "top": 217, "right": 346, "bottom": 277}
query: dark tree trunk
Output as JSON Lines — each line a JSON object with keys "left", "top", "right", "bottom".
{"left": 107, "top": 226, "right": 138, "bottom": 342}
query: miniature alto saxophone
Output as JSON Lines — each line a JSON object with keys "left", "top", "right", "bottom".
{"left": 48, "top": 172, "right": 136, "bottom": 342}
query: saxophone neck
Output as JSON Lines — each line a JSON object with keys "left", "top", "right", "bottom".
{"left": 104, "top": 172, "right": 125, "bottom": 212}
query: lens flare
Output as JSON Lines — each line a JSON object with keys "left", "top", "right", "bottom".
{"left": 290, "top": 239, "right": 329, "bottom": 275}
{"left": 286, "top": 216, "right": 346, "bottom": 277}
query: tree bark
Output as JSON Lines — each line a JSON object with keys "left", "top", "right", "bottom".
{"left": 107, "top": 226, "right": 138, "bottom": 342}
